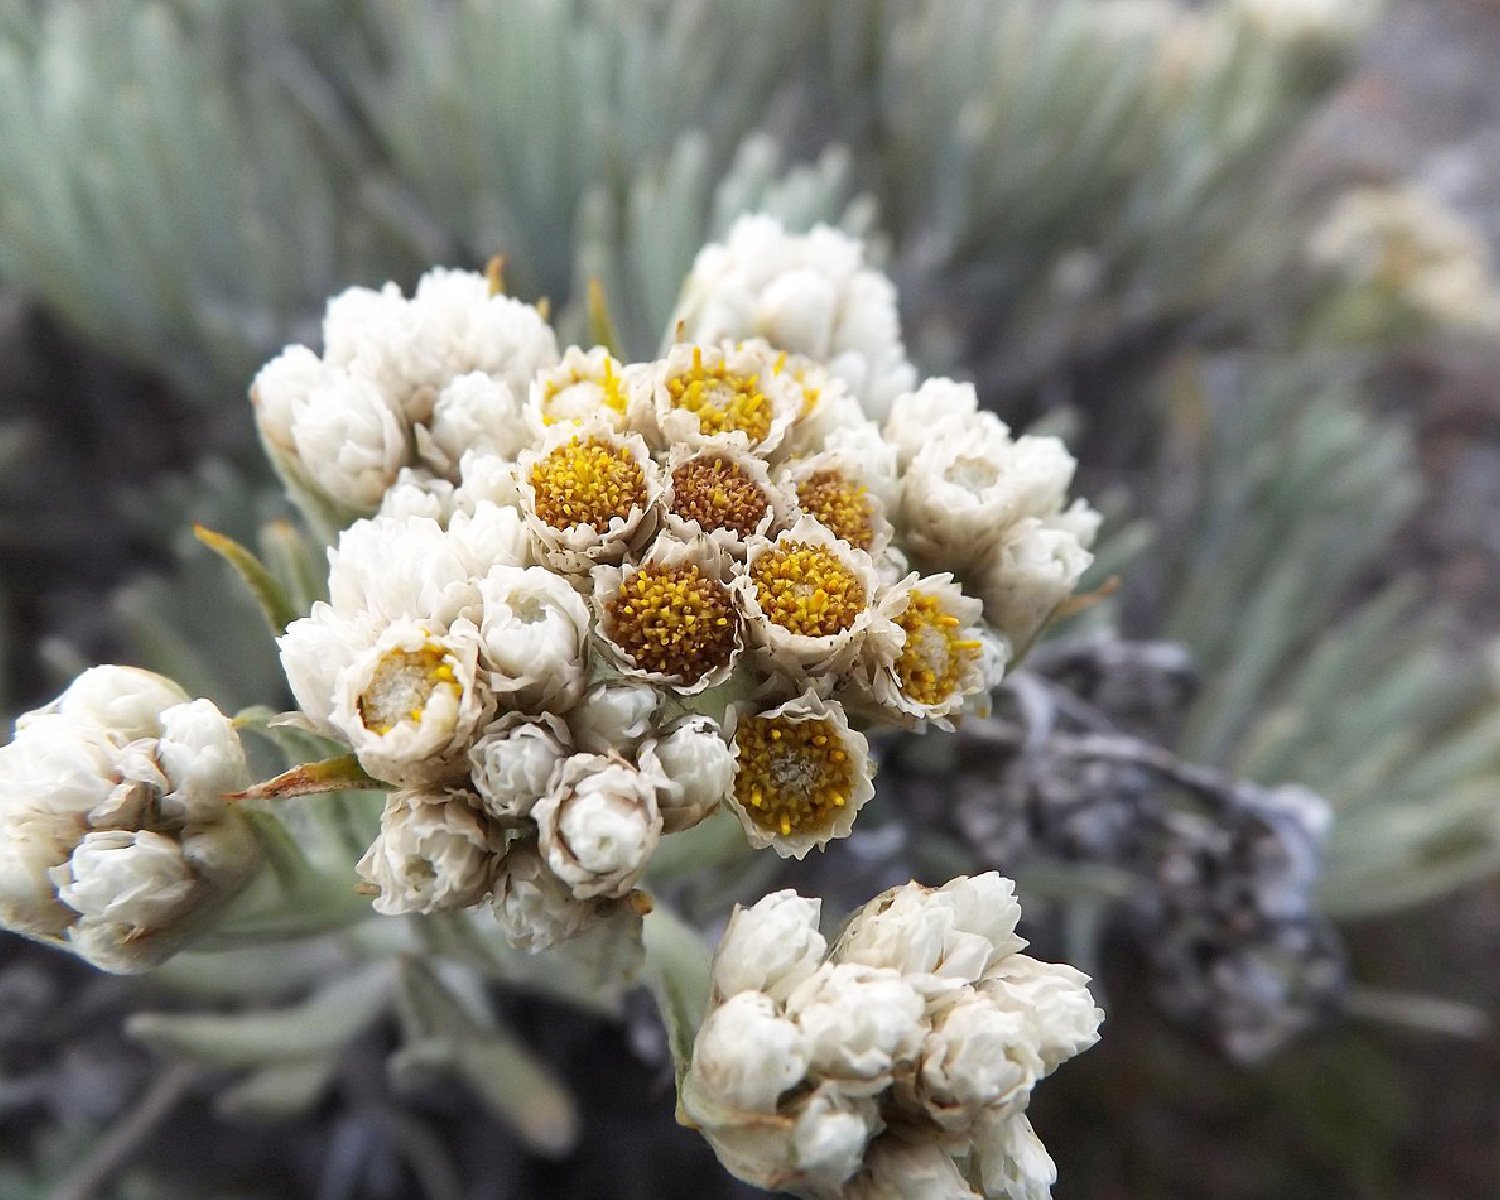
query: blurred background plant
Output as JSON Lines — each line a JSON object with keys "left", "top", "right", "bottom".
{"left": 1, "top": 0, "right": 1498, "bottom": 1196}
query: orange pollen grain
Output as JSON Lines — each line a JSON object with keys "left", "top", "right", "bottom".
{"left": 670, "top": 454, "right": 771, "bottom": 537}
{"left": 749, "top": 542, "right": 866, "bottom": 637}
{"left": 734, "top": 714, "right": 855, "bottom": 838}
{"left": 665, "top": 347, "right": 772, "bottom": 443}
{"left": 796, "top": 469, "right": 876, "bottom": 550}
{"left": 528, "top": 436, "right": 646, "bottom": 530}
{"left": 894, "top": 591, "right": 977, "bottom": 707}
{"left": 604, "top": 563, "right": 738, "bottom": 683}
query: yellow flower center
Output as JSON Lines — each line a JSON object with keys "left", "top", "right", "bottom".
{"left": 605, "top": 563, "right": 738, "bottom": 683}
{"left": 529, "top": 436, "right": 646, "bottom": 530}
{"left": 670, "top": 454, "right": 771, "bottom": 538}
{"left": 749, "top": 542, "right": 866, "bottom": 637}
{"left": 894, "top": 592, "right": 982, "bottom": 707}
{"left": 541, "top": 356, "right": 629, "bottom": 425}
{"left": 665, "top": 347, "right": 772, "bottom": 443}
{"left": 358, "top": 644, "right": 458, "bottom": 735}
{"left": 796, "top": 469, "right": 876, "bottom": 550}
{"left": 734, "top": 713, "right": 855, "bottom": 838}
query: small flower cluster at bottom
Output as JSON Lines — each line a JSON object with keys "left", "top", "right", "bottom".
{"left": 683, "top": 874, "right": 1101, "bottom": 1199}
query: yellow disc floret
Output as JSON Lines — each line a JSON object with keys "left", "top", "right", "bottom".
{"left": 894, "top": 591, "right": 982, "bottom": 707}
{"left": 541, "top": 356, "right": 629, "bottom": 425}
{"left": 734, "top": 714, "right": 855, "bottom": 838}
{"left": 358, "top": 644, "right": 458, "bottom": 735}
{"left": 665, "top": 347, "right": 772, "bottom": 443}
{"left": 670, "top": 454, "right": 771, "bottom": 537}
{"left": 749, "top": 541, "right": 866, "bottom": 637}
{"left": 529, "top": 436, "right": 646, "bottom": 530}
{"left": 605, "top": 563, "right": 738, "bottom": 683}
{"left": 796, "top": 469, "right": 876, "bottom": 551}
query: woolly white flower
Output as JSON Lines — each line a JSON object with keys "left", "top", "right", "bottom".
{"left": 378, "top": 469, "right": 457, "bottom": 523}
{"left": 526, "top": 345, "right": 637, "bottom": 435}
{"left": 356, "top": 787, "right": 504, "bottom": 915}
{"left": 323, "top": 514, "right": 484, "bottom": 628}
{"left": 884, "top": 378, "right": 981, "bottom": 472}
{"left": 776, "top": 450, "right": 895, "bottom": 558}
{"left": 321, "top": 281, "right": 410, "bottom": 379}
{"left": 909, "top": 993, "right": 1038, "bottom": 1125}
{"left": 661, "top": 444, "right": 783, "bottom": 559}
{"left": 453, "top": 450, "right": 524, "bottom": 513}
{"left": 833, "top": 874, "right": 1027, "bottom": 989}
{"left": 515, "top": 419, "right": 663, "bottom": 572}
{"left": 786, "top": 963, "right": 926, "bottom": 1095}
{"left": 978, "top": 514, "right": 1096, "bottom": 649}
{"left": 734, "top": 516, "right": 888, "bottom": 680}
{"left": 417, "top": 371, "right": 531, "bottom": 476}
{"left": 251, "top": 344, "right": 335, "bottom": 456}
{"left": 711, "top": 890, "right": 828, "bottom": 1004}
{"left": 821, "top": 418, "right": 902, "bottom": 512}
{"left": 973, "top": 1114, "right": 1057, "bottom": 1200}
{"left": 532, "top": 755, "right": 663, "bottom": 899}
{"left": 288, "top": 373, "right": 408, "bottom": 512}
{"left": 468, "top": 713, "right": 572, "bottom": 820}
{"left": 901, "top": 422, "right": 1080, "bottom": 576}
{"left": 725, "top": 692, "right": 874, "bottom": 859}
{"left": 567, "top": 683, "right": 660, "bottom": 756}
{"left": 642, "top": 340, "right": 800, "bottom": 456}
{"left": 0, "top": 668, "right": 257, "bottom": 972}
{"left": 776, "top": 361, "right": 870, "bottom": 461}
{"left": 846, "top": 1139, "right": 982, "bottom": 1200}
{"left": 446, "top": 501, "right": 533, "bottom": 576}
{"left": 642, "top": 716, "right": 735, "bottom": 834}
{"left": 686, "top": 991, "right": 808, "bottom": 1115}
{"left": 491, "top": 842, "right": 635, "bottom": 952}
{"left": 327, "top": 618, "right": 492, "bottom": 787}
{"left": 979, "top": 956, "right": 1105, "bottom": 1075}
{"left": 671, "top": 215, "right": 917, "bottom": 418}
{"left": 865, "top": 574, "right": 990, "bottom": 727}
{"left": 476, "top": 565, "right": 592, "bottom": 714}
{"left": 592, "top": 537, "right": 743, "bottom": 694}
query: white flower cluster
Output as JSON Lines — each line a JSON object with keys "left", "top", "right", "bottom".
{"left": 268, "top": 217, "right": 1096, "bottom": 946}
{"left": 0, "top": 667, "right": 258, "bottom": 972}
{"left": 682, "top": 875, "right": 1102, "bottom": 1198}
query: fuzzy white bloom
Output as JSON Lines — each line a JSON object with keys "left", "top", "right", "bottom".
{"left": 978, "top": 513, "right": 1096, "bottom": 649}
{"left": 734, "top": 516, "right": 891, "bottom": 680}
{"left": 251, "top": 344, "right": 335, "bottom": 455}
{"left": 515, "top": 419, "right": 663, "bottom": 573}
{"left": 0, "top": 668, "right": 257, "bottom": 972}
{"left": 321, "top": 281, "right": 410, "bottom": 381}
{"left": 378, "top": 469, "right": 457, "bottom": 523}
{"left": 642, "top": 339, "right": 801, "bottom": 457}
{"left": 476, "top": 565, "right": 592, "bottom": 713}
{"left": 864, "top": 573, "right": 991, "bottom": 728}
{"left": 688, "top": 990, "right": 809, "bottom": 1114}
{"left": 979, "top": 956, "right": 1105, "bottom": 1075}
{"left": 356, "top": 788, "right": 504, "bottom": 915}
{"left": 911, "top": 993, "right": 1038, "bottom": 1124}
{"left": 286, "top": 373, "right": 409, "bottom": 512}
{"left": 776, "top": 361, "right": 869, "bottom": 461}
{"left": 526, "top": 345, "right": 636, "bottom": 435}
{"left": 847, "top": 1139, "right": 982, "bottom": 1200}
{"left": 468, "top": 713, "right": 572, "bottom": 820}
{"left": 491, "top": 842, "right": 636, "bottom": 952}
{"left": 973, "top": 1114, "right": 1057, "bottom": 1200}
{"left": 567, "top": 683, "right": 661, "bottom": 756}
{"left": 883, "top": 378, "right": 981, "bottom": 473}
{"left": 785, "top": 963, "right": 926, "bottom": 1095}
{"left": 446, "top": 501, "right": 533, "bottom": 575}
{"left": 660, "top": 444, "right": 783, "bottom": 559}
{"left": 532, "top": 754, "right": 663, "bottom": 899}
{"left": 725, "top": 692, "right": 876, "bottom": 859}
{"left": 642, "top": 716, "right": 735, "bottom": 834}
{"left": 711, "top": 890, "right": 828, "bottom": 1005}
{"left": 776, "top": 449, "right": 896, "bottom": 559}
{"left": 417, "top": 372, "right": 531, "bottom": 476}
{"left": 323, "top": 514, "right": 484, "bottom": 628}
{"left": 671, "top": 215, "right": 917, "bottom": 418}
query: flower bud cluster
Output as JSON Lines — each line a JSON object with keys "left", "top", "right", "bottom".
{"left": 263, "top": 217, "right": 1096, "bottom": 937}
{"left": 682, "top": 875, "right": 1102, "bottom": 1198}
{"left": 0, "top": 667, "right": 259, "bottom": 972}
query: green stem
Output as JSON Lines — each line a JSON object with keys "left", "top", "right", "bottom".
{"left": 641, "top": 903, "right": 715, "bottom": 1109}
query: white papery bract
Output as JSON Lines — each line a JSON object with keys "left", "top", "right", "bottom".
{"left": 672, "top": 215, "right": 917, "bottom": 419}
{"left": 883, "top": 378, "right": 981, "bottom": 473}
{"left": 469, "top": 713, "right": 572, "bottom": 820}
{"left": 532, "top": 754, "right": 664, "bottom": 900}
{"left": 476, "top": 565, "right": 593, "bottom": 713}
{"left": 567, "top": 682, "right": 661, "bottom": 757}
{"left": 0, "top": 667, "right": 258, "bottom": 973}
{"left": 357, "top": 787, "right": 504, "bottom": 915}
{"left": 643, "top": 716, "right": 735, "bottom": 834}
{"left": 687, "top": 875, "right": 1100, "bottom": 1198}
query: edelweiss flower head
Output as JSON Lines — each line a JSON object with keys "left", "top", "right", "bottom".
{"left": 661, "top": 444, "right": 781, "bottom": 557}
{"left": 711, "top": 890, "right": 828, "bottom": 1004}
{"left": 645, "top": 340, "right": 798, "bottom": 456}
{"left": 785, "top": 962, "right": 927, "bottom": 1095}
{"left": 776, "top": 449, "right": 894, "bottom": 557}
{"left": 567, "top": 682, "right": 661, "bottom": 756}
{"left": 734, "top": 515, "right": 886, "bottom": 678}
{"left": 883, "top": 378, "right": 980, "bottom": 473}
{"left": 322, "top": 513, "right": 483, "bottom": 628}
{"left": 378, "top": 469, "right": 457, "bottom": 523}
{"left": 726, "top": 692, "right": 874, "bottom": 858}
{"left": 532, "top": 754, "right": 664, "bottom": 899}
{"left": 0, "top": 668, "right": 258, "bottom": 972}
{"left": 527, "top": 345, "right": 637, "bottom": 435}
{"left": 670, "top": 215, "right": 917, "bottom": 419}
{"left": 846, "top": 1138, "right": 982, "bottom": 1200}
{"left": 978, "top": 512, "right": 1096, "bottom": 648}
{"left": 287, "top": 373, "right": 408, "bottom": 512}
{"left": 468, "top": 712, "right": 573, "bottom": 820}
{"left": 866, "top": 573, "right": 991, "bottom": 726}
{"left": 641, "top": 715, "right": 735, "bottom": 834}
{"left": 476, "top": 565, "right": 592, "bottom": 713}
{"left": 356, "top": 787, "right": 505, "bottom": 915}
{"left": 415, "top": 371, "right": 531, "bottom": 476}
{"left": 515, "top": 419, "right": 662, "bottom": 572}
{"left": 592, "top": 537, "right": 742, "bottom": 693}
{"left": 776, "top": 360, "right": 869, "bottom": 460}
{"left": 329, "top": 617, "right": 492, "bottom": 787}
